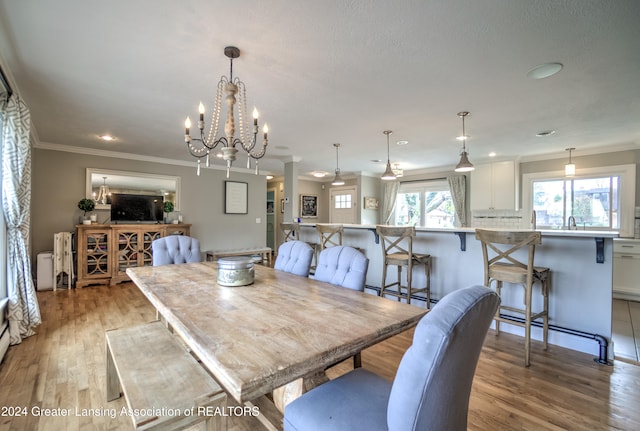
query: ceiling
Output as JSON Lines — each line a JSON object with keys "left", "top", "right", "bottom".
{"left": 1, "top": 1, "right": 639, "bottom": 180}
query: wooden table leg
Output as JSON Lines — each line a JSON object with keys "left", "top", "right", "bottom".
{"left": 272, "top": 371, "right": 328, "bottom": 412}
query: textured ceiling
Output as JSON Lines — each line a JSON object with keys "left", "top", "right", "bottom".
{"left": 1, "top": 0, "right": 639, "bottom": 180}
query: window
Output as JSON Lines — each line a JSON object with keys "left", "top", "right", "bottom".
{"left": 533, "top": 177, "right": 618, "bottom": 229}
{"left": 394, "top": 180, "right": 455, "bottom": 228}
{"left": 523, "top": 164, "right": 635, "bottom": 236}
{"left": 334, "top": 193, "right": 352, "bottom": 209}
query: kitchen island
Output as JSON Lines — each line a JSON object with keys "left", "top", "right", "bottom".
{"left": 297, "top": 223, "right": 618, "bottom": 359}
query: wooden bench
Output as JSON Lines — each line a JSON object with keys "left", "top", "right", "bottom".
{"left": 205, "top": 247, "right": 272, "bottom": 267}
{"left": 106, "top": 321, "right": 227, "bottom": 430}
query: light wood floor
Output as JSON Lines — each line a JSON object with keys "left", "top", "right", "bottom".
{"left": 1, "top": 283, "right": 640, "bottom": 430}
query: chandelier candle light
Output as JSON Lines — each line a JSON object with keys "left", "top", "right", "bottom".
{"left": 184, "top": 46, "right": 269, "bottom": 178}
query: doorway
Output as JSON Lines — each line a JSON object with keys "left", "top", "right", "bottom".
{"left": 266, "top": 188, "right": 275, "bottom": 250}
{"left": 330, "top": 186, "right": 357, "bottom": 224}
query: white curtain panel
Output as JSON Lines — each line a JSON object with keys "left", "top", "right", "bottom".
{"left": 1, "top": 92, "right": 41, "bottom": 344}
{"left": 381, "top": 180, "right": 400, "bottom": 224}
{"left": 448, "top": 175, "right": 467, "bottom": 227}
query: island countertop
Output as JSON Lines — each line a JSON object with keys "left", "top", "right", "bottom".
{"left": 298, "top": 223, "right": 619, "bottom": 238}
{"left": 296, "top": 222, "right": 616, "bottom": 359}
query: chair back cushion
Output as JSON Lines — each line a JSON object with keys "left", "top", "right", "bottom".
{"left": 387, "top": 285, "right": 500, "bottom": 431}
{"left": 314, "top": 246, "right": 369, "bottom": 291}
{"left": 274, "top": 240, "right": 314, "bottom": 277}
{"left": 152, "top": 236, "right": 202, "bottom": 265}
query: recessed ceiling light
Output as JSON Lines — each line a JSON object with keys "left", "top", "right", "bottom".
{"left": 99, "top": 134, "right": 115, "bottom": 141}
{"left": 396, "top": 140, "right": 409, "bottom": 146}
{"left": 312, "top": 171, "right": 327, "bottom": 178}
{"left": 456, "top": 135, "right": 468, "bottom": 141}
{"left": 371, "top": 159, "right": 382, "bottom": 163}
{"left": 488, "top": 152, "right": 496, "bottom": 157}
{"left": 266, "top": 175, "right": 274, "bottom": 180}
{"left": 536, "top": 130, "right": 556, "bottom": 137}
{"left": 275, "top": 145, "right": 289, "bottom": 150}
{"left": 527, "top": 62, "right": 563, "bottom": 79}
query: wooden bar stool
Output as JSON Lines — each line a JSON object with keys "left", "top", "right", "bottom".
{"left": 376, "top": 225, "right": 431, "bottom": 307}
{"left": 475, "top": 229, "right": 550, "bottom": 367}
{"left": 280, "top": 222, "right": 300, "bottom": 242}
{"left": 316, "top": 224, "right": 344, "bottom": 250}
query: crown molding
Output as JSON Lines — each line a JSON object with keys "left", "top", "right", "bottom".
{"left": 516, "top": 143, "right": 640, "bottom": 163}
{"left": 32, "top": 141, "right": 274, "bottom": 175}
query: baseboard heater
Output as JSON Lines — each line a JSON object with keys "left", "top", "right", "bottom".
{"left": 366, "top": 285, "right": 612, "bottom": 366}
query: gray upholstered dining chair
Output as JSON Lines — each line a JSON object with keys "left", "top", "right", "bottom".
{"left": 314, "top": 246, "right": 369, "bottom": 292}
{"left": 314, "top": 245, "right": 369, "bottom": 368}
{"left": 284, "top": 285, "right": 500, "bottom": 431}
{"left": 152, "top": 235, "right": 202, "bottom": 266}
{"left": 274, "top": 240, "right": 314, "bottom": 277}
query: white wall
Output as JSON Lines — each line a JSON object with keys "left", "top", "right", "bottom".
{"left": 359, "top": 174, "right": 380, "bottom": 225}
{"left": 31, "top": 148, "right": 267, "bottom": 260}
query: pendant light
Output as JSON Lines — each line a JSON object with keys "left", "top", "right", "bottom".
{"left": 331, "top": 143, "right": 345, "bottom": 186}
{"left": 454, "top": 111, "right": 475, "bottom": 172}
{"left": 565, "top": 147, "right": 576, "bottom": 177}
{"left": 381, "top": 130, "right": 397, "bottom": 180}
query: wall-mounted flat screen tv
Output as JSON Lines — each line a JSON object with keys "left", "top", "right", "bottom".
{"left": 110, "top": 193, "right": 164, "bottom": 223}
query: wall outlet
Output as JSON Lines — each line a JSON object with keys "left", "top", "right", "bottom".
{"left": 255, "top": 218, "right": 261, "bottom": 223}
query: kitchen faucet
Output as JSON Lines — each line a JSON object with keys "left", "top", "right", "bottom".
{"left": 567, "top": 215, "right": 577, "bottom": 230}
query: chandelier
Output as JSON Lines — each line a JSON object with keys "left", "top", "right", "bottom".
{"left": 184, "top": 46, "right": 269, "bottom": 178}
{"left": 96, "top": 176, "right": 110, "bottom": 205}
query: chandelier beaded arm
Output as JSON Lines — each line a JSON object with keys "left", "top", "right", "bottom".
{"left": 184, "top": 46, "right": 269, "bottom": 178}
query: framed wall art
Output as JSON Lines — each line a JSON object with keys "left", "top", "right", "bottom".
{"left": 224, "top": 181, "right": 248, "bottom": 214}
{"left": 300, "top": 194, "right": 318, "bottom": 218}
{"left": 363, "top": 196, "right": 379, "bottom": 210}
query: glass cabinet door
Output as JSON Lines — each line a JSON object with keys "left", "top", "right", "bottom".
{"left": 141, "top": 230, "right": 163, "bottom": 267}
{"left": 116, "top": 231, "right": 139, "bottom": 273}
{"left": 86, "top": 232, "right": 110, "bottom": 276}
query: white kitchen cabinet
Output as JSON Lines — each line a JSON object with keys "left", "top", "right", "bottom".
{"left": 470, "top": 160, "right": 515, "bottom": 210}
{"left": 613, "top": 238, "right": 640, "bottom": 301}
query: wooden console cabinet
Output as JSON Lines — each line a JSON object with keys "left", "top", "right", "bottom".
{"left": 76, "top": 224, "right": 191, "bottom": 288}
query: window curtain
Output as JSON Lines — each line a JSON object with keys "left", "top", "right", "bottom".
{"left": 381, "top": 180, "right": 400, "bottom": 224}
{"left": 448, "top": 175, "right": 467, "bottom": 227}
{"left": 1, "top": 92, "right": 41, "bottom": 345}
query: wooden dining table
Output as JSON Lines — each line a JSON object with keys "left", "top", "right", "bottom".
{"left": 126, "top": 262, "right": 427, "bottom": 414}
